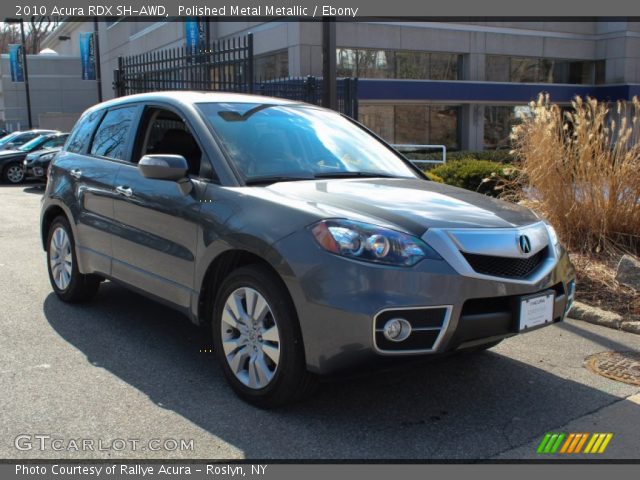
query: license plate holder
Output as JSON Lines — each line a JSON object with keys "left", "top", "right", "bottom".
{"left": 519, "top": 291, "right": 555, "bottom": 331}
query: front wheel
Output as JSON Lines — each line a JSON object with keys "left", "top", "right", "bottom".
{"left": 212, "top": 265, "right": 317, "bottom": 408}
{"left": 46, "top": 216, "right": 101, "bottom": 302}
{"left": 3, "top": 162, "right": 25, "bottom": 184}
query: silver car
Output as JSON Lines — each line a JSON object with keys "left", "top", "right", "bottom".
{"left": 40, "top": 92, "right": 576, "bottom": 407}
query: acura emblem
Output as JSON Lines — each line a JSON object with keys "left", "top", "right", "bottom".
{"left": 518, "top": 235, "right": 532, "bottom": 254}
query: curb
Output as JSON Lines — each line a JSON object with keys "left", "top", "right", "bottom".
{"left": 569, "top": 301, "right": 639, "bottom": 334}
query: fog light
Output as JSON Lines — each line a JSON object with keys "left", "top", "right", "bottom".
{"left": 383, "top": 318, "right": 412, "bottom": 342}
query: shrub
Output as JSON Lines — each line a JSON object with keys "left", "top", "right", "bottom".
{"left": 510, "top": 94, "right": 640, "bottom": 253}
{"left": 429, "top": 159, "right": 515, "bottom": 197}
{"left": 424, "top": 171, "right": 444, "bottom": 183}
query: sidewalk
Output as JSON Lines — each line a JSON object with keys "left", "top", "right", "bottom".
{"left": 494, "top": 393, "right": 640, "bottom": 459}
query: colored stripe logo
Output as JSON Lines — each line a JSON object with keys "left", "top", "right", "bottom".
{"left": 537, "top": 433, "right": 613, "bottom": 454}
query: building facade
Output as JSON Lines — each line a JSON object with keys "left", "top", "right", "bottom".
{"left": 0, "top": 52, "right": 99, "bottom": 130}
{"left": 41, "top": 20, "right": 640, "bottom": 150}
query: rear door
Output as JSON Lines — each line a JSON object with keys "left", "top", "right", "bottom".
{"left": 111, "top": 105, "right": 208, "bottom": 309}
{"left": 56, "top": 105, "right": 139, "bottom": 276}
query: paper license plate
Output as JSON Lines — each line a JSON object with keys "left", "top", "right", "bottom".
{"left": 519, "top": 292, "right": 554, "bottom": 331}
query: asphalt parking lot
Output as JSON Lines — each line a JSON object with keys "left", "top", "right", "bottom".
{"left": 1, "top": 183, "right": 639, "bottom": 460}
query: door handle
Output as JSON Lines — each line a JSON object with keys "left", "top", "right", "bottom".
{"left": 115, "top": 186, "right": 133, "bottom": 197}
{"left": 70, "top": 169, "right": 82, "bottom": 179}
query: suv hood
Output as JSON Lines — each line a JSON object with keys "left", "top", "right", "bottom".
{"left": 265, "top": 178, "right": 539, "bottom": 236}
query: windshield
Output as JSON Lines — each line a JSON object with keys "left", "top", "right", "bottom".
{"left": 18, "top": 136, "right": 48, "bottom": 152}
{"left": 197, "top": 103, "right": 418, "bottom": 182}
{"left": 0, "top": 132, "right": 20, "bottom": 147}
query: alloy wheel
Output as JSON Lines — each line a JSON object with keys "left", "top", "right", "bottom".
{"left": 221, "top": 287, "right": 281, "bottom": 389}
{"left": 6, "top": 165, "right": 24, "bottom": 183}
{"left": 49, "top": 226, "right": 73, "bottom": 290}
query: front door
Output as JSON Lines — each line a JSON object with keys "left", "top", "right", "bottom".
{"left": 111, "top": 106, "right": 205, "bottom": 309}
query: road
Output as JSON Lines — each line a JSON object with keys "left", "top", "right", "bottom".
{"left": 1, "top": 183, "right": 639, "bottom": 460}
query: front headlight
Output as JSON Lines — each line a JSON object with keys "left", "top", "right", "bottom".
{"left": 38, "top": 153, "right": 55, "bottom": 163}
{"left": 310, "top": 219, "right": 442, "bottom": 266}
{"left": 545, "top": 222, "right": 562, "bottom": 255}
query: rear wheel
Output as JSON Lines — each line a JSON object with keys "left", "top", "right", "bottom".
{"left": 46, "top": 216, "right": 101, "bottom": 303}
{"left": 212, "top": 264, "right": 317, "bottom": 408}
{"left": 3, "top": 162, "right": 25, "bottom": 184}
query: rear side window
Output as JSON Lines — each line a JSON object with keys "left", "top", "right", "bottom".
{"left": 66, "top": 110, "right": 104, "bottom": 153}
{"left": 90, "top": 106, "right": 137, "bottom": 160}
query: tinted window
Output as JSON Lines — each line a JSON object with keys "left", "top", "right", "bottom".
{"left": 42, "top": 136, "right": 68, "bottom": 149}
{"left": 67, "top": 110, "right": 104, "bottom": 153}
{"left": 90, "top": 106, "right": 137, "bottom": 160}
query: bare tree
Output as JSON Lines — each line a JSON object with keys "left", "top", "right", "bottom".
{"left": 28, "top": 17, "right": 57, "bottom": 53}
{"left": 0, "top": 17, "right": 58, "bottom": 54}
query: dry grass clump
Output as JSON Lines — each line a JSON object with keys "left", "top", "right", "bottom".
{"left": 510, "top": 94, "right": 640, "bottom": 254}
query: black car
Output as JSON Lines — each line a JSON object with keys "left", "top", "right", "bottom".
{"left": 1, "top": 133, "right": 66, "bottom": 184}
{"left": 24, "top": 147, "right": 63, "bottom": 182}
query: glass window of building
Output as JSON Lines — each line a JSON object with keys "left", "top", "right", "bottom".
{"left": 254, "top": 50, "right": 289, "bottom": 79}
{"left": 358, "top": 105, "right": 395, "bottom": 141}
{"left": 486, "top": 55, "right": 602, "bottom": 84}
{"left": 486, "top": 55, "right": 510, "bottom": 82}
{"left": 396, "top": 51, "right": 430, "bottom": 79}
{"left": 394, "top": 105, "right": 429, "bottom": 144}
{"left": 430, "top": 53, "right": 460, "bottom": 80}
{"left": 359, "top": 104, "right": 460, "bottom": 150}
{"left": 430, "top": 105, "right": 459, "bottom": 147}
{"left": 337, "top": 48, "right": 357, "bottom": 77}
{"left": 510, "top": 57, "right": 539, "bottom": 83}
{"left": 484, "top": 106, "right": 528, "bottom": 149}
{"left": 356, "top": 49, "right": 395, "bottom": 79}
{"left": 338, "top": 48, "right": 461, "bottom": 80}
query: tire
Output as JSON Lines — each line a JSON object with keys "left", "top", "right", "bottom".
{"left": 46, "top": 216, "right": 101, "bottom": 303}
{"left": 211, "top": 264, "right": 317, "bottom": 408}
{"left": 3, "top": 162, "right": 25, "bottom": 184}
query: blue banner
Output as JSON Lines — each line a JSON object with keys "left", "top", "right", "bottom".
{"left": 79, "top": 32, "right": 96, "bottom": 80}
{"left": 185, "top": 18, "right": 208, "bottom": 58}
{"left": 9, "top": 44, "right": 24, "bottom": 82}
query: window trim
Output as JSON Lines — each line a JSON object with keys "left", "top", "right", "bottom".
{"left": 87, "top": 104, "right": 144, "bottom": 164}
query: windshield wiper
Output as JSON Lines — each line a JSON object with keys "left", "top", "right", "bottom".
{"left": 244, "top": 174, "right": 315, "bottom": 185}
{"left": 313, "top": 171, "right": 400, "bottom": 179}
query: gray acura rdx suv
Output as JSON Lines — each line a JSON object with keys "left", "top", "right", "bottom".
{"left": 41, "top": 92, "right": 575, "bottom": 407}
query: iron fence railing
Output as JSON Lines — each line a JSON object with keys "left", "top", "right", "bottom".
{"left": 113, "top": 33, "right": 359, "bottom": 119}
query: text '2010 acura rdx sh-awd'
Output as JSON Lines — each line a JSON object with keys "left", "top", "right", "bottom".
{"left": 41, "top": 92, "right": 576, "bottom": 407}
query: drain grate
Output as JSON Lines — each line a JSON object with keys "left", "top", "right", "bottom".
{"left": 585, "top": 351, "right": 640, "bottom": 386}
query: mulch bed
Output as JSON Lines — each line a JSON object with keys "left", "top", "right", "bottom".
{"left": 570, "top": 252, "right": 640, "bottom": 322}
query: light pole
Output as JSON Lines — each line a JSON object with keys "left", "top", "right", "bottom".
{"left": 5, "top": 18, "right": 33, "bottom": 129}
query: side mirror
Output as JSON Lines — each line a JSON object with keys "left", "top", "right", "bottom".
{"left": 138, "top": 154, "right": 192, "bottom": 195}
{"left": 6, "top": 143, "right": 15, "bottom": 149}
{"left": 139, "top": 154, "right": 189, "bottom": 181}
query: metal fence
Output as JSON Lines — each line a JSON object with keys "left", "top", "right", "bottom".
{"left": 113, "top": 34, "right": 254, "bottom": 97}
{"left": 255, "top": 76, "right": 358, "bottom": 119}
{"left": 113, "top": 33, "right": 359, "bottom": 118}
{"left": 392, "top": 144, "right": 448, "bottom": 165}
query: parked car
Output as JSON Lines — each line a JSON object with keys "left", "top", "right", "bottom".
{"left": 24, "top": 134, "right": 69, "bottom": 181}
{"left": 0, "top": 129, "right": 57, "bottom": 151}
{"left": 41, "top": 92, "right": 576, "bottom": 407}
{"left": 1, "top": 133, "right": 67, "bottom": 184}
